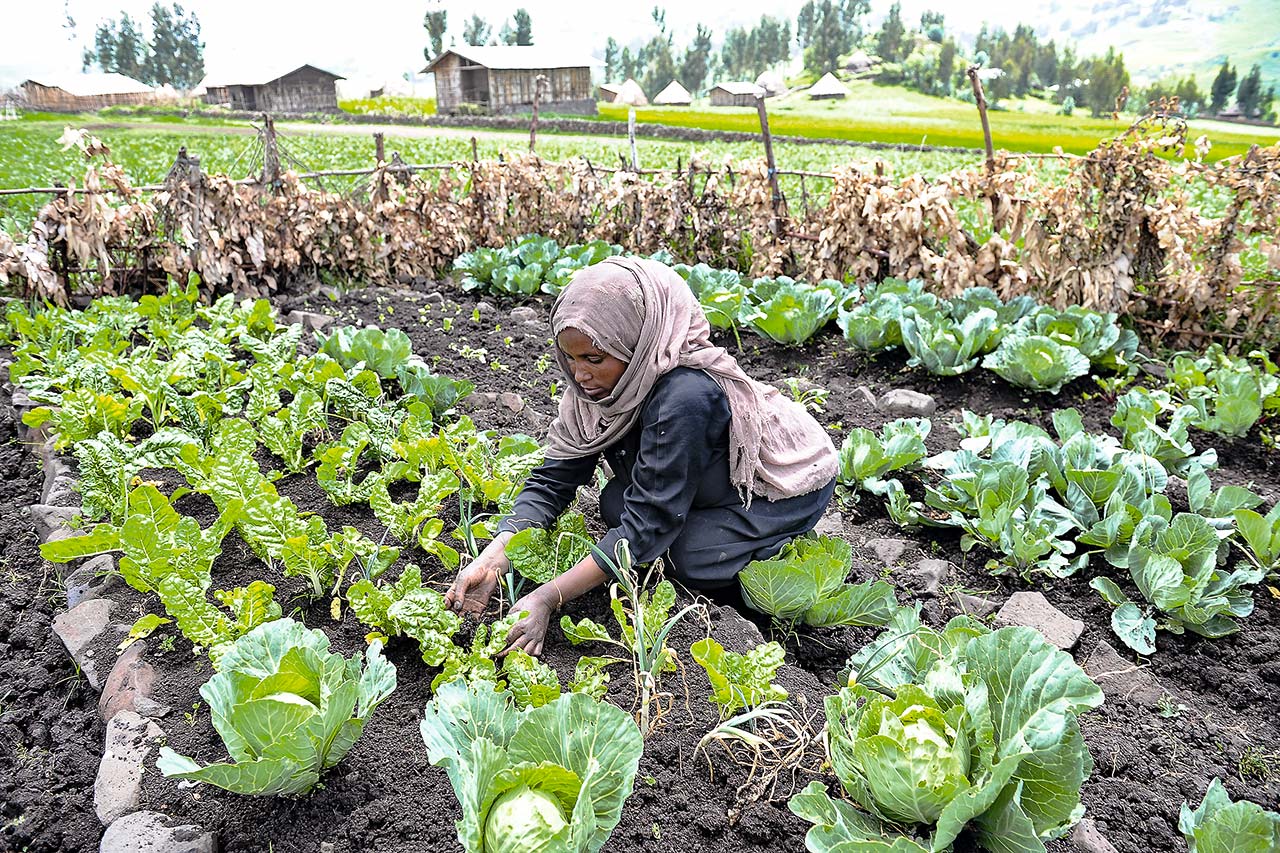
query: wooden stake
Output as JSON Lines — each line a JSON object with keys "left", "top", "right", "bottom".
{"left": 966, "top": 66, "right": 996, "bottom": 173}
{"left": 260, "top": 114, "right": 280, "bottom": 187}
{"left": 470, "top": 135, "right": 478, "bottom": 161}
{"left": 755, "top": 95, "right": 785, "bottom": 236}
{"left": 529, "top": 74, "right": 548, "bottom": 153}
{"left": 628, "top": 108, "right": 639, "bottom": 170}
{"left": 373, "top": 132, "right": 387, "bottom": 201}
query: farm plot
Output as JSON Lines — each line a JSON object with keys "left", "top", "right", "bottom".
{"left": 1, "top": 271, "right": 1279, "bottom": 853}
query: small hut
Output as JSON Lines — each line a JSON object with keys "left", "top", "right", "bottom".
{"left": 606, "top": 78, "right": 648, "bottom": 106}
{"left": 754, "top": 71, "right": 787, "bottom": 98}
{"left": 424, "top": 46, "right": 597, "bottom": 115}
{"left": 709, "top": 81, "right": 765, "bottom": 107}
{"left": 652, "top": 80, "right": 692, "bottom": 106}
{"left": 200, "top": 64, "right": 344, "bottom": 112}
{"left": 597, "top": 82, "right": 622, "bottom": 102}
{"left": 20, "top": 73, "right": 156, "bottom": 111}
{"left": 845, "top": 50, "right": 877, "bottom": 75}
{"left": 808, "top": 72, "right": 850, "bottom": 100}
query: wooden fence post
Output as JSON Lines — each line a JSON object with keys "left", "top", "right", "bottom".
{"left": 628, "top": 108, "right": 639, "bottom": 170}
{"left": 966, "top": 66, "right": 996, "bottom": 173}
{"left": 260, "top": 114, "right": 280, "bottom": 187}
{"left": 529, "top": 74, "right": 548, "bottom": 152}
{"left": 373, "top": 132, "right": 387, "bottom": 201}
{"left": 755, "top": 95, "right": 785, "bottom": 236}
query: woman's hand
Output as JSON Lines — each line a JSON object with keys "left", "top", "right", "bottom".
{"left": 444, "top": 533, "right": 513, "bottom": 616}
{"left": 503, "top": 588, "right": 557, "bottom": 658}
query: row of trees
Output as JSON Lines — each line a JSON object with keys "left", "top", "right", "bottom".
{"left": 423, "top": 6, "right": 533, "bottom": 60}
{"left": 80, "top": 2, "right": 204, "bottom": 91}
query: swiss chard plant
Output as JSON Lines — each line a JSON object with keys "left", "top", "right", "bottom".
{"left": 792, "top": 607, "right": 1104, "bottom": 853}
{"left": 1178, "top": 778, "right": 1280, "bottom": 853}
{"left": 157, "top": 618, "right": 396, "bottom": 795}
{"left": 347, "top": 564, "right": 461, "bottom": 665}
{"left": 502, "top": 511, "right": 592, "bottom": 605}
{"left": 738, "top": 535, "right": 898, "bottom": 631}
{"left": 690, "top": 637, "right": 788, "bottom": 717}
{"left": 420, "top": 679, "right": 643, "bottom": 853}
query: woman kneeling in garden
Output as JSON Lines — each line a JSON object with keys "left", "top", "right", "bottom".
{"left": 445, "top": 257, "right": 838, "bottom": 655}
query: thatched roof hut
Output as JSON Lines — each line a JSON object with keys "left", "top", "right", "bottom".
{"left": 599, "top": 78, "right": 648, "bottom": 106}
{"left": 754, "top": 71, "right": 787, "bottom": 97}
{"left": 424, "top": 46, "right": 597, "bottom": 115}
{"left": 808, "top": 72, "right": 850, "bottom": 100}
{"left": 652, "top": 80, "right": 692, "bottom": 106}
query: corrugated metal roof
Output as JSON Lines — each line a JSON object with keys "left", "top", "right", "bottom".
{"left": 199, "top": 63, "right": 344, "bottom": 89}
{"left": 711, "top": 81, "right": 765, "bottom": 97}
{"left": 23, "top": 72, "right": 153, "bottom": 97}
{"left": 423, "top": 45, "right": 599, "bottom": 73}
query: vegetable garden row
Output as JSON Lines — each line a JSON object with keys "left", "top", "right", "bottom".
{"left": 3, "top": 245, "right": 1279, "bottom": 852}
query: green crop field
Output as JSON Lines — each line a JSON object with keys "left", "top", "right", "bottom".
{"left": 598, "top": 79, "right": 1280, "bottom": 160}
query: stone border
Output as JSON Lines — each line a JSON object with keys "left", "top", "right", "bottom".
{"left": 6, "top": 379, "right": 217, "bottom": 853}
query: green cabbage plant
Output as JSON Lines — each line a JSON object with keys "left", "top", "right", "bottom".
{"left": 900, "top": 305, "right": 1001, "bottom": 376}
{"left": 1179, "top": 778, "right": 1280, "bottom": 852}
{"left": 420, "top": 679, "right": 644, "bottom": 853}
{"left": 157, "top": 618, "right": 396, "bottom": 795}
{"left": 982, "top": 333, "right": 1091, "bottom": 394}
{"left": 791, "top": 608, "right": 1104, "bottom": 853}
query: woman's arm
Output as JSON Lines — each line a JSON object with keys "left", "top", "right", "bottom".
{"left": 503, "top": 552, "right": 609, "bottom": 657}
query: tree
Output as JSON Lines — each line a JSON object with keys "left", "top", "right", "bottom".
{"left": 423, "top": 6, "right": 447, "bottom": 60}
{"left": 1083, "top": 47, "right": 1129, "bottom": 117}
{"left": 797, "top": 2, "right": 816, "bottom": 49}
{"left": 463, "top": 14, "right": 491, "bottom": 47}
{"left": 1236, "top": 63, "right": 1264, "bottom": 117}
{"left": 802, "top": 0, "right": 869, "bottom": 75}
{"left": 1175, "top": 75, "right": 1204, "bottom": 114}
{"left": 604, "top": 37, "right": 620, "bottom": 82}
{"left": 513, "top": 8, "right": 532, "bottom": 45}
{"left": 919, "top": 9, "right": 944, "bottom": 43}
{"left": 720, "top": 15, "right": 791, "bottom": 80}
{"left": 82, "top": 4, "right": 203, "bottom": 90}
{"left": 1209, "top": 59, "right": 1237, "bottom": 114}
{"left": 1261, "top": 86, "right": 1277, "bottom": 123}
{"left": 876, "top": 2, "right": 906, "bottom": 63}
{"left": 679, "top": 24, "right": 713, "bottom": 94}
{"left": 936, "top": 38, "right": 957, "bottom": 95}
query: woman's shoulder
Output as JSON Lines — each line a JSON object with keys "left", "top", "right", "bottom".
{"left": 647, "top": 367, "right": 729, "bottom": 420}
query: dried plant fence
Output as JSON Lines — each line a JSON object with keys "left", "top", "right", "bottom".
{"left": 1, "top": 110, "right": 1278, "bottom": 349}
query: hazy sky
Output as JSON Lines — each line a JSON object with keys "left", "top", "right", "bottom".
{"left": 5, "top": 0, "right": 1039, "bottom": 92}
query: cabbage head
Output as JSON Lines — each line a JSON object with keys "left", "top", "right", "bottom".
{"left": 422, "top": 679, "right": 643, "bottom": 853}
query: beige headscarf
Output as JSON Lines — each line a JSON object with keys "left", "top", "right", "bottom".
{"left": 545, "top": 257, "right": 837, "bottom": 503}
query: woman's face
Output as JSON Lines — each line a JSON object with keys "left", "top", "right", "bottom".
{"left": 557, "top": 327, "right": 627, "bottom": 401}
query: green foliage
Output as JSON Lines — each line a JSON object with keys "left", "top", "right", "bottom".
{"left": 501, "top": 649, "right": 562, "bottom": 710}
{"left": 794, "top": 608, "right": 1103, "bottom": 853}
{"left": 317, "top": 325, "right": 413, "bottom": 379}
{"left": 837, "top": 417, "right": 931, "bottom": 496}
{"left": 420, "top": 679, "right": 643, "bottom": 853}
{"left": 347, "top": 564, "right": 461, "bottom": 666}
{"left": 1179, "top": 778, "right": 1280, "bottom": 853}
{"left": 690, "top": 637, "right": 788, "bottom": 717}
{"left": 900, "top": 305, "right": 1001, "bottom": 376}
{"left": 505, "top": 512, "right": 592, "bottom": 585}
{"left": 1112, "top": 388, "right": 1218, "bottom": 476}
{"left": 1234, "top": 501, "right": 1280, "bottom": 578}
{"left": 433, "top": 612, "right": 521, "bottom": 691}
{"left": 157, "top": 618, "right": 396, "bottom": 795}
{"left": 453, "top": 235, "right": 624, "bottom": 297}
{"left": 837, "top": 277, "right": 938, "bottom": 352}
{"left": 1165, "top": 344, "right": 1280, "bottom": 438}
{"left": 396, "top": 362, "right": 475, "bottom": 418}
{"left": 256, "top": 387, "right": 326, "bottom": 473}
{"left": 982, "top": 334, "right": 1091, "bottom": 393}
{"left": 738, "top": 535, "right": 898, "bottom": 629}
{"left": 744, "top": 277, "right": 840, "bottom": 346}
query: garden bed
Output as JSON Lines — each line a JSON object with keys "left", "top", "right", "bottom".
{"left": 4, "top": 279, "right": 1278, "bottom": 853}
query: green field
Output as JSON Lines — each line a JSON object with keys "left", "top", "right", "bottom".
{"left": 599, "top": 79, "right": 1280, "bottom": 160}
{"left": 0, "top": 115, "right": 986, "bottom": 229}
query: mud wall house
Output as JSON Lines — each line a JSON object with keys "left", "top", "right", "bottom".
{"left": 19, "top": 72, "right": 157, "bottom": 111}
{"left": 200, "top": 64, "right": 344, "bottom": 113}
{"left": 709, "top": 81, "right": 766, "bottom": 107}
{"left": 424, "top": 46, "right": 597, "bottom": 116}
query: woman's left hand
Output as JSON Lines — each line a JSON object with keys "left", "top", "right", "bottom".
{"left": 503, "top": 590, "right": 555, "bottom": 658}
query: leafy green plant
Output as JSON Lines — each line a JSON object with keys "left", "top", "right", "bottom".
{"left": 1178, "top": 778, "right": 1280, "bottom": 852}
{"left": 367, "top": 469, "right": 462, "bottom": 568}
{"left": 744, "top": 278, "right": 839, "bottom": 345}
{"left": 433, "top": 612, "right": 521, "bottom": 691}
{"left": 561, "top": 540, "right": 704, "bottom": 733}
{"left": 1166, "top": 344, "right": 1280, "bottom": 439}
{"left": 1234, "top": 501, "right": 1280, "bottom": 578}
{"left": 899, "top": 305, "right": 1000, "bottom": 375}
{"left": 317, "top": 324, "right": 413, "bottom": 379}
{"left": 837, "top": 278, "right": 940, "bottom": 352}
{"left": 836, "top": 417, "right": 930, "bottom": 498}
{"left": 1013, "top": 304, "right": 1138, "bottom": 373}
{"left": 738, "top": 535, "right": 898, "bottom": 631}
{"left": 1090, "top": 512, "right": 1261, "bottom": 653}
{"left": 313, "top": 423, "right": 376, "bottom": 506}
{"left": 348, "top": 564, "right": 461, "bottom": 665}
{"left": 396, "top": 361, "right": 475, "bottom": 417}
{"left": 71, "top": 428, "right": 193, "bottom": 523}
{"left": 502, "top": 511, "right": 592, "bottom": 605}
{"left": 420, "top": 679, "right": 643, "bottom": 853}
{"left": 674, "top": 263, "right": 750, "bottom": 333}
{"left": 792, "top": 607, "right": 1104, "bottom": 853}
{"left": 1111, "top": 388, "right": 1218, "bottom": 477}
{"left": 257, "top": 387, "right": 326, "bottom": 473}
{"left": 690, "top": 637, "right": 788, "bottom": 717}
{"left": 501, "top": 649, "right": 562, "bottom": 710}
{"left": 982, "top": 334, "right": 1091, "bottom": 393}
{"left": 157, "top": 618, "right": 396, "bottom": 795}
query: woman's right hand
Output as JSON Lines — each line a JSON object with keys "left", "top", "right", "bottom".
{"left": 444, "top": 534, "right": 513, "bottom": 616}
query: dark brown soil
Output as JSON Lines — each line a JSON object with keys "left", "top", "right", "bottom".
{"left": 5, "top": 279, "right": 1279, "bottom": 853}
{"left": 0, "top": 385, "right": 105, "bottom": 853}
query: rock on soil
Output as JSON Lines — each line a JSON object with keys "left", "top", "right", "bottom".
{"left": 864, "top": 537, "right": 908, "bottom": 567}
{"left": 876, "top": 388, "right": 937, "bottom": 417}
{"left": 99, "top": 642, "right": 159, "bottom": 722}
{"left": 52, "top": 598, "right": 115, "bottom": 688}
{"left": 950, "top": 591, "right": 999, "bottom": 617}
{"left": 509, "top": 306, "right": 539, "bottom": 324}
{"left": 29, "top": 503, "right": 81, "bottom": 540}
{"left": 65, "top": 554, "right": 121, "bottom": 608}
{"left": 996, "top": 591, "right": 1084, "bottom": 650}
{"left": 95, "top": 710, "right": 163, "bottom": 824}
{"left": 813, "top": 510, "right": 843, "bottom": 537}
{"left": 285, "top": 309, "right": 334, "bottom": 331}
{"left": 1070, "top": 818, "right": 1120, "bottom": 853}
{"left": 100, "top": 811, "right": 216, "bottom": 853}
{"left": 901, "top": 558, "right": 950, "bottom": 596}
{"left": 1081, "top": 640, "right": 1166, "bottom": 707}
